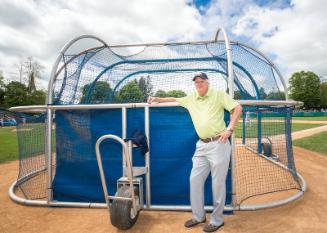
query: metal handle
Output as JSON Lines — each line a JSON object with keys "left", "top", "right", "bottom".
{"left": 95, "top": 134, "right": 137, "bottom": 214}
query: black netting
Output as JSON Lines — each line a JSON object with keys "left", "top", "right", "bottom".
{"left": 0, "top": 109, "right": 48, "bottom": 200}
{"left": 52, "top": 41, "right": 286, "bottom": 105}
{"left": 234, "top": 106, "right": 301, "bottom": 205}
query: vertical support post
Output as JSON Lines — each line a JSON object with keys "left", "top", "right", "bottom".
{"left": 257, "top": 109, "right": 262, "bottom": 153}
{"left": 215, "top": 27, "right": 235, "bottom": 207}
{"left": 144, "top": 106, "right": 151, "bottom": 208}
{"left": 46, "top": 107, "right": 53, "bottom": 203}
{"left": 122, "top": 107, "right": 127, "bottom": 176}
{"left": 128, "top": 140, "right": 133, "bottom": 168}
{"left": 242, "top": 111, "right": 246, "bottom": 145}
{"left": 284, "top": 107, "right": 298, "bottom": 181}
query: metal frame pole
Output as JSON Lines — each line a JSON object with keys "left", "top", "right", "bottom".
{"left": 122, "top": 107, "right": 127, "bottom": 176}
{"left": 257, "top": 109, "right": 262, "bottom": 153}
{"left": 215, "top": 27, "right": 236, "bottom": 207}
{"left": 46, "top": 107, "right": 53, "bottom": 202}
{"left": 242, "top": 111, "right": 246, "bottom": 145}
{"left": 45, "top": 35, "right": 108, "bottom": 203}
{"left": 144, "top": 106, "right": 151, "bottom": 207}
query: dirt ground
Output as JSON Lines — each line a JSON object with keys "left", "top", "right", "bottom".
{"left": 1, "top": 145, "right": 326, "bottom": 233}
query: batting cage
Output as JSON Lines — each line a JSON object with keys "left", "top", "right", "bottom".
{"left": 8, "top": 27, "right": 306, "bottom": 229}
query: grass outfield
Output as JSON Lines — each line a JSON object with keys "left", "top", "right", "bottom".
{"left": 240, "top": 116, "right": 327, "bottom": 121}
{"left": 293, "top": 132, "right": 327, "bottom": 155}
{"left": 0, "top": 127, "right": 18, "bottom": 163}
{"left": 292, "top": 123, "right": 324, "bottom": 131}
{"left": 234, "top": 122, "right": 323, "bottom": 138}
{"left": 0, "top": 124, "right": 46, "bottom": 163}
{"left": 292, "top": 116, "right": 327, "bottom": 121}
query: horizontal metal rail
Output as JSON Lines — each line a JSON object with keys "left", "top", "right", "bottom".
{"left": 10, "top": 100, "right": 302, "bottom": 113}
{"left": 108, "top": 196, "right": 133, "bottom": 201}
{"left": 9, "top": 171, "right": 306, "bottom": 211}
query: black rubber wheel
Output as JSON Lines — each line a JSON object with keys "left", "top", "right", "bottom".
{"left": 262, "top": 142, "right": 272, "bottom": 157}
{"left": 109, "top": 186, "right": 139, "bottom": 230}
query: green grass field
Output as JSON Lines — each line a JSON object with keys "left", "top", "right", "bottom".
{"left": 0, "top": 127, "right": 18, "bottom": 163}
{"left": 241, "top": 116, "right": 327, "bottom": 122}
{"left": 0, "top": 124, "right": 46, "bottom": 163}
{"left": 234, "top": 122, "right": 323, "bottom": 138}
{"left": 292, "top": 123, "right": 324, "bottom": 131}
{"left": 293, "top": 132, "right": 327, "bottom": 155}
{"left": 292, "top": 116, "right": 327, "bottom": 121}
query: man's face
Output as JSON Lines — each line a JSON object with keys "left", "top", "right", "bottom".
{"left": 194, "top": 78, "right": 209, "bottom": 96}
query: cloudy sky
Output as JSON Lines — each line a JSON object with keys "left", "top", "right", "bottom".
{"left": 0, "top": 0, "right": 326, "bottom": 89}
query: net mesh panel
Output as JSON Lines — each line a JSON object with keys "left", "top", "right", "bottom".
{"left": 52, "top": 41, "right": 285, "bottom": 105}
{"left": 11, "top": 40, "right": 302, "bottom": 206}
{"left": 0, "top": 109, "right": 48, "bottom": 199}
{"left": 234, "top": 106, "right": 301, "bottom": 205}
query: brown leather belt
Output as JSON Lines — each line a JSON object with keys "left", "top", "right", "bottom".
{"left": 200, "top": 135, "right": 221, "bottom": 143}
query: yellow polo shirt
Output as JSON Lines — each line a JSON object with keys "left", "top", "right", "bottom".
{"left": 176, "top": 89, "right": 239, "bottom": 139}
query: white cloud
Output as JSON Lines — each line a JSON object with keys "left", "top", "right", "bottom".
{"left": 199, "top": 0, "right": 254, "bottom": 39}
{"left": 0, "top": 0, "right": 326, "bottom": 93}
{"left": 233, "top": 0, "right": 327, "bottom": 80}
{"left": 0, "top": 0, "right": 203, "bottom": 87}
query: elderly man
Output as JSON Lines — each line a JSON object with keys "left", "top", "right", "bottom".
{"left": 148, "top": 72, "right": 242, "bottom": 232}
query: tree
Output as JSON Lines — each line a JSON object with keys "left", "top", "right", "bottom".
{"left": 114, "top": 80, "right": 143, "bottom": 103}
{"left": 154, "top": 89, "right": 186, "bottom": 98}
{"left": 15, "top": 59, "right": 24, "bottom": 83}
{"left": 154, "top": 90, "right": 168, "bottom": 97}
{"left": 0, "top": 71, "right": 5, "bottom": 87}
{"left": 289, "top": 71, "right": 321, "bottom": 109}
{"left": 0, "top": 71, "right": 5, "bottom": 107}
{"left": 266, "top": 91, "right": 285, "bottom": 100}
{"left": 26, "top": 90, "right": 46, "bottom": 105}
{"left": 1, "top": 78, "right": 46, "bottom": 108}
{"left": 259, "top": 87, "right": 267, "bottom": 99}
{"left": 234, "top": 90, "right": 241, "bottom": 100}
{"left": 137, "top": 76, "right": 153, "bottom": 102}
{"left": 166, "top": 90, "right": 186, "bottom": 98}
{"left": 14, "top": 57, "right": 44, "bottom": 92}
{"left": 320, "top": 82, "right": 327, "bottom": 108}
{"left": 3, "top": 81, "right": 29, "bottom": 108}
{"left": 24, "top": 57, "right": 44, "bottom": 93}
{"left": 114, "top": 76, "right": 154, "bottom": 103}
{"left": 80, "top": 81, "right": 112, "bottom": 104}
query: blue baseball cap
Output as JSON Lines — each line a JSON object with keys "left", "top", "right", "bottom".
{"left": 192, "top": 72, "right": 208, "bottom": 81}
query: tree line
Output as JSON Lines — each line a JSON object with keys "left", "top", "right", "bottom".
{"left": 234, "top": 88, "right": 286, "bottom": 101}
{"left": 289, "top": 71, "right": 327, "bottom": 109}
{"left": 0, "top": 57, "right": 46, "bottom": 108}
{"left": 233, "top": 71, "right": 326, "bottom": 109}
{"left": 80, "top": 76, "right": 186, "bottom": 104}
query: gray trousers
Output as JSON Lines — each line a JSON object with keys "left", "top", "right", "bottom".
{"left": 190, "top": 140, "right": 231, "bottom": 226}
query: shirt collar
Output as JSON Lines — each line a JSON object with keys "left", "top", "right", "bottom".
{"left": 196, "top": 88, "right": 212, "bottom": 100}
